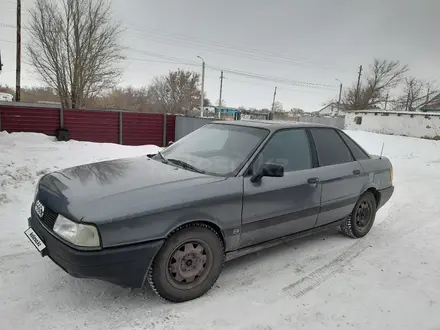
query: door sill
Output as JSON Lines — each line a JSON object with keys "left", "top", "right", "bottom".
{"left": 225, "top": 218, "right": 346, "bottom": 262}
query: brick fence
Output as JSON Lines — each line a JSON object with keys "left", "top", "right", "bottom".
{"left": 0, "top": 102, "right": 176, "bottom": 147}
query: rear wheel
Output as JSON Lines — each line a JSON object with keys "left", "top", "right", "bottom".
{"left": 341, "top": 191, "right": 377, "bottom": 238}
{"left": 148, "top": 224, "right": 224, "bottom": 302}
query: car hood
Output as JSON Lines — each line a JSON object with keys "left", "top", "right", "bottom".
{"left": 37, "top": 156, "right": 225, "bottom": 223}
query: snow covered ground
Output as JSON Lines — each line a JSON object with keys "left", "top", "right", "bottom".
{"left": 1, "top": 130, "right": 440, "bottom": 330}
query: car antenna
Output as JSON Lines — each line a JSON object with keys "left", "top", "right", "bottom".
{"left": 379, "top": 142, "right": 385, "bottom": 159}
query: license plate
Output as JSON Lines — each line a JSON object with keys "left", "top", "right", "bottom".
{"left": 24, "top": 227, "right": 46, "bottom": 252}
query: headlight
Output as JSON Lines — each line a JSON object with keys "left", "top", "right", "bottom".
{"left": 34, "top": 179, "right": 40, "bottom": 200}
{"left": 53, "top": 215, "right": 101, "bottom": 248}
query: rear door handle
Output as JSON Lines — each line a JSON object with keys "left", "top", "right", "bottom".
{"left": 307, "top": 177, "right": 320, "bottom": 185}
{"left": 353, "top": 169, "right": 361, "bottom": 175}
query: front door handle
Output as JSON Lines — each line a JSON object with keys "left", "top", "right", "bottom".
{"left": 307, "top": 177, "right": 319, "bottom": 186}
{"left": 353, "top": 169, "right": 361, "bottom": 175}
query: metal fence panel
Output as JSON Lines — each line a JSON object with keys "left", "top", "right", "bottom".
{"left": 0, "top": 105, "right": 59, "bottom": 135}
{"left": 64, "top": 109, "right": 119, "bottom": 144}
{"left": 0, "top": 102, "right": 177, "bottom": 146}
{"left": 175, "top": 116, "right": 212, "bottom": 140}
{"left": 122, "top": 112, "right": 164, "bottom": 146}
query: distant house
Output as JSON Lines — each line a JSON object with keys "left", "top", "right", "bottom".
{"left": 241, "top": 110, "right": 269, "bottom": 120}
{"left": 420, "top": 102, "right": 440, "bottom": 112}
{"left": 0, "top": 92, "right": 13, "bottom": 102}
{"left": 213, "top": 106, "right": 241, "bottom": 120}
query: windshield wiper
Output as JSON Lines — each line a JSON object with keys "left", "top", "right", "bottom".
{"left": 167, "top": 158, "right": 205, "bottom": 174}
{"left": 156, "top": 151, "right": 168, "bottom": 164}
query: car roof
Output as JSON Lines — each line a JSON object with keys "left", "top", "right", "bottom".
{"left": 210, "top": 119, "right": 333, "bottom": 131}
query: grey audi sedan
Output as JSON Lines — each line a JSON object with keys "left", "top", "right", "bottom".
{"left": 25, "top": 121, "right": 394, "bottom": 302}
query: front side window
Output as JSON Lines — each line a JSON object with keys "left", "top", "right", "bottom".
{"left": 310, "top": 128, "right": 353, "bottom": 166}
{"left": 160, "top": 124, "right": 269, "bottom": 176}
{"left": 253, "top": 129, "right": 312, "bottom": 173}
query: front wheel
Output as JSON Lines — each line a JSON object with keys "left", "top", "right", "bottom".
{"left": 148, "top": 223, "right": 224, "bottom": 302}
{"left": 341, "top": 191, "right": 377, "bottom": 238}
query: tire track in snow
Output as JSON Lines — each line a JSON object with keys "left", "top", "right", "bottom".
{"left": 282, "top": 234, "right": 370, "bottom": 298}
{"left": 282, "top": 202, "right": 430, "bottom": 298}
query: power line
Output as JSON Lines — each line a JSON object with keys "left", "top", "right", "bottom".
{"left": 122, "top": 28, "right": 348, "bottom": 73}
{"left": 1, "top": 29, "right": 339, "bottom": 93}
{"left": 2, "top": 20, "right": 347, "bottom": 73}
{"left": 128, "top": 48, "right": 338, "bottom": 91}
{"left": 203, "top": 75, "right": 327, "bottom": 96}
{"left": 122, "top": 23, "right": 346, "bottom": 71}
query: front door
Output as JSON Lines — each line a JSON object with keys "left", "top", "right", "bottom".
{"left": 240, "top": 128, "right": 322, "bottom": 248}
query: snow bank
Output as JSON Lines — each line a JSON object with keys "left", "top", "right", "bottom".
{"left": 1, "top": 131, "right": 440, "bottom": 330}
{"left": 0, "top": 131, "right": 160, "bottom": 188}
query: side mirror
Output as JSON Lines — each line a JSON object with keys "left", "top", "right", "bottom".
{"left": 250, "top": 163, "right": 284, "bottom": 183}
{"left": 168, "top": 141, "right": 174, "bottom": 146}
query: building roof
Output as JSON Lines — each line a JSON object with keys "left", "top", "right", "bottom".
{"left": 421, "top": 102, "right": 440, "bottom": 112}
{"left": 350, "top": 110, "right": 440, "bottom": 116}
{"left": 318, "top": 102, "right": 348, "bottom": 113}
{"left": 212, "top": 119, "right": 329, "bottom": 130}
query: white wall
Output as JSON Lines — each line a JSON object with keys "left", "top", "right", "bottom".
{"left": 298, "top": 115, "right": 345, "bottom": 129}
{"left": 345, "top": 111, "right": 440, "bottom": 138}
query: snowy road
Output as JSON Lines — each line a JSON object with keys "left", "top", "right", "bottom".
{"left": 1, "top": 131, "right": 440, "bottom": 330}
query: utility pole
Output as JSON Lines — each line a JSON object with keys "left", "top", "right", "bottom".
{"left": 0, "top": 51, "right": 3, "bottom": 74}
{"left": 218, "top": 70, "right": 224, "bottom": 106}
{"left": 384, "top": 93, "right": 389, "bottom": 110}
{"left": 405, "top": 90, "right": 410, "bottom": 111}
{"left": 336, "top": 79, "right": 342, "bottom": 111}
{"left": 16, "top": 0, "right": 21, "bottom": 102}
{"left": 197, "top": 56, "right": 205, "bottom": 117}
{"left": 271, "top": 86, "right": 277, "bottom": 119}
{"left": 355, "top": 65, "right": 363, "bottom": 107}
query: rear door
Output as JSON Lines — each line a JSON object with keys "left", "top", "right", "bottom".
{"left": 309, "top": 128, "right": 368, "bottom": 227}
{"left": 240, "top": 128, "right": 322, "bottom": 247}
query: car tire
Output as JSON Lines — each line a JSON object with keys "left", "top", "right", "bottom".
{"left": 341, "top": 191, "right": 377, "bottom": 238}
{"left": 147, "top": 223, "right": 225, "bottom": 303}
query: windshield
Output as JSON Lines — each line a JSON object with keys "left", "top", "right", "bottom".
{"left": 159, "top": 123, "right": 269, "bottom": 176}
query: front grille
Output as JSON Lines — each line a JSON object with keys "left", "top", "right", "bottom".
{"left": 35, "top": 201, "right": 59, "bottom": 229}
{"left": 41, "top": 207, "right": 58, "bottom": 229}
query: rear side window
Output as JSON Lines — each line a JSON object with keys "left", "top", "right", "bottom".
{"left": 310, "top": 128, "right": 353, "bottom": 166}
{"left": 338, "top": 131, "right": 370, "bottom": 160}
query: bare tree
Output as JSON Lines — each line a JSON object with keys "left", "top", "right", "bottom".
{"left": 27, "top": 0, "right": 124, "bottom": 109}
{"left": 344, "top": 59, "right": 408, "bottom": 110}
{"left": 392, "top": 78, "right": 440, "bottom": 111}
{"left": 146, "top": 69, "right": 208, "bottom": 115}
{"left": 90, "top": 86, "right": 150, "bottom": 111}
{"left": 272, "top": 101, "right": 284, "bottom": 112}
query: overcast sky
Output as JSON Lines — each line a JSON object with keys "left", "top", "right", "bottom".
{"left": 1, "top": 0, "right": 440, "bottom": 111}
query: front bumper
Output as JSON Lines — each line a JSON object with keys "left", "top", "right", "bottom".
{"left": 378, "top": 186, "right": 394, "bottom": 209}
{"left": 28, "top": 213, "right": 164, "bottom": 288}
